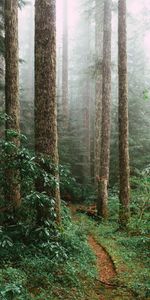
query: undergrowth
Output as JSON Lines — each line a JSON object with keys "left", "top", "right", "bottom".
{"left": 0, "top": 119, "right": 98, "bottom": 300}
{"left": 76, "top": 178, "right": 150, "bottom": 300}
{"left": 0, "top": 206, "right": 98, "bottom": 300}
{"left": 0, "top": 115, "right": 149, "bottom": 299}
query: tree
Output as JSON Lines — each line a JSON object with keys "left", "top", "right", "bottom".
{"left": 0, "top": 0, "right": 4, "bottom": 108}
{"left": 97, "top": 0, "right": 112, "bottom": 219}
{"left": 5, "top": 0, "right": 21, "bottom": 208}
{"left": 58, "top": 0, "right": 70, "bottom": 174}
{"left": 94, "top": 0, "right": 103, "bottom": 183}
{"left": 62, "top": 0, "right": 69, "bottom": 128}
{"left": 35, "top": 0, "right": 61, "bottom": 223}
{"left": 127, "top": 6, "right": 150, "bottom": 173}
{"left": 82, "top": 14, "right": 91, "bottom": 184}
{"left": 19, "top": 2, "right": 34, "bottom": 146}
{"left": 118, "top": 0, "right": 130, "bottom": 226}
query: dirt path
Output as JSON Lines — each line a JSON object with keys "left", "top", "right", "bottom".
{"left": 70, "top": 204, "right": 116, "bottom": 283}
{"left": 69, "top": 204, "right": 135, "bottom": 300}
{"left": 88, "top": 235, "right": 116, "bottom": 284}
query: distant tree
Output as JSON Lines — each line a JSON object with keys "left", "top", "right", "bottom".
{"left": 127, "top": 8, "right": 150, "bottom": 173}
{"left": 5, "top": 0, "right": 21, "bottom": 208}
{"left": 35, "top": 0, "right": 61, "bottom": 223}
{"left": 97, "top": 0, "right": 112, "bottom": 219}
{"left": 62, "top": 0, "right": 69, "bottom": 128}
{"left": 58, "top": 0, "right": 70, "bottom": 176}
{"left": 19, "top": 2, "right": 34, "bottom": 147}
{"left": 118, "top": 0, "right": 130, "bottom": 226}
{"left": 82, "top": 14, "right": 92, "bottom": 184}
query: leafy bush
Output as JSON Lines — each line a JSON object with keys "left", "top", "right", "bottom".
{"left": 0, "top": 209, "right": 97, "bottom": 299}
{"left": 0, "top": 267, "right": 30, "bottom": 300}
{"left": 0, "top": 120, "right": 97, "bottom": 299}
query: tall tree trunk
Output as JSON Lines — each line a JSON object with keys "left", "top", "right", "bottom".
{"left": 5, "top": 0, "right": 20, "bottom": 209}
{"left": 62, "top": 0, "right": 68, "bottom": 128}
{"left": 35, "top": 0, "right": 61, "bottom": 223}
{"left": 82, "top": 17, "right": 91, "bottom": 184}
{"left": 0, "top": 0, "right": 5, "bottom": 109}
{"left": 118, "top": 0, "right": 130, "bottom": 227}
{"left": 97, "top": 0, "right": 112, "bottom": 219}
{"left": 94, "top": 0, "right": 104, "bottom": 184}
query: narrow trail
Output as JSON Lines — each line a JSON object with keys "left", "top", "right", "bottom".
{"left": 88, "top": 235, "right": 116, "bottom": 284}
{"left": 69, "top": 204, "right": 135, "bottom": 300}
{"left": 70, "top": 204, "right": 116, "bottom": 283}
{"left": 69, "top": 204, "right": 118, "bottom": 299}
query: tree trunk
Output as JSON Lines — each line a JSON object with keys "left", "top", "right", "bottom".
{"left": 97, "top": 0, "right": 112, "bottom": 219}
{"left": 62, "top": 0, "right": 68, "bottom": 128}
{"left": 82, "top": 17, "right": 91, "bottom": 184}
{"left": 94, "top": 0, "right": 104, "bottom": 184}
{"left": 118, "top": 0, "right": 130, "bottom": 227}
{"left": 5, "top": 0, "right": 20, "bottom": 209}
{"left": 35, "top": 0, "right": 61, "bottom": 223}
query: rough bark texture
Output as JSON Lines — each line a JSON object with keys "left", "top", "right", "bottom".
{"left": 82, "top": 18, "right": 91, "bottom": 184}
{"left": 97, "top": 0, "right": 112, "bottom": 219}
{"left": 118, "top": 0, "right": 130, "bottom": 226}
{"left": 35, "top": 0, "right": 61, "bottom": 223}
{"left": 62, "top": 0, "right": 68, "bottom": 128}
{"left": 94, "top": 0, "right": 104, "bottom": 184}
{"left": 5, "top": 0, "right": 20, "bottom": 208}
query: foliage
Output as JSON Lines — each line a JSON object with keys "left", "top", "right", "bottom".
{"left": 59, "top": 164, "right": 82, "bottom": 202}
{"left": 59, "top": 164, "right": 95, "bottom": 203}
{"left": 0, "top": 121, "right": 97, "bottom": 299}
{"left": 130, "top": 170, "right": 150, "bottom": 235}
{"left": 0, "top": 206, "right": 97, "bottom": 299}
{"left": 75, "top": 177, "right": 150, "bottom": 299}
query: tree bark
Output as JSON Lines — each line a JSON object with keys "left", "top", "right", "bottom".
{"left": 82, "top": 16, "right": 91, "bottom": 184}
{"left": 118, "top": 0, "right": 130, "bottom": 227}
{"left": 97, "top": 0, "right": 112, "bottom": 219}
{"left": 94, "top": 0, "right": 104, "bottom": 184}
{"left": 35, "top": 0, "right": 61, "bottom": 223}
{"left": 5, "top": 0, "right": 20, "bottom": 208}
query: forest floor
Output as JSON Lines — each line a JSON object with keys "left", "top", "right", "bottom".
{"left": 70, "top": 203, "right": 149, "bottom": 300}
{"left": 88, "top": 235, "right": 117, "bottom": 300}
{"left": 0, "top": 200, "right": 149, "bottom": 299}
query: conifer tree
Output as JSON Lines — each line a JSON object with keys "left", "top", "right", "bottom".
{"left": 94, "top": 0, "right": 103, "bottom": 183}
{"left": 118, "top": 0, "right": 130, "bottom": 226}
{"left": 5, "top": 0, "right": 21, "bottom": 208}
{"left": 97, "top": 0, "right": 112, "bottom": 219}
{"left": 62, "top": 0, "right": 69, "bottom": 128}
{"left": 35, "top": 0, "right": 61, "bottom": 223}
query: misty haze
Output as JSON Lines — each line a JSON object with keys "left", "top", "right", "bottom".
{"left": 0, "top": 0, "right": 149, "bottom": 299}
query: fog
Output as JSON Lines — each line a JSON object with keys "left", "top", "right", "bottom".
{"left": 18, "top": 0, "right": 150, "bottom": 181}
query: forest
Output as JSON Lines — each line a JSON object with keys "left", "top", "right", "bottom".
{"left": 0, "top": 0, "right": 150, "bottom": 299}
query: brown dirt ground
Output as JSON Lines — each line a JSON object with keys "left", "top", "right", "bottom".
{"left": 68, "top": 204, "right": 137, "bottom": 300}
{"left": 88, "top": 235, "right": 116, "bottom": 284}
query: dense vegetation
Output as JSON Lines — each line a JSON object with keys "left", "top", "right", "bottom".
{"left": 0, "top": 0, "right": 149, "bottom": 299}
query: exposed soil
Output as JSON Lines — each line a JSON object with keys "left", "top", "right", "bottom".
{"left": 88, "top": 235, "right": 116, "bottom": 284}
{"left": 69, "top": 204, "right": 135, "bottom": 300}
{"left": 70, "top": 204, "right": 116, "bottom": 284}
